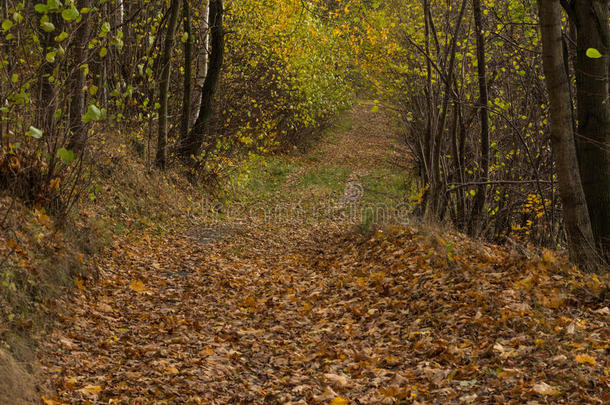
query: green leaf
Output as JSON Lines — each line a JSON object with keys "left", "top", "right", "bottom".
{"left": 46, "top": 0, "right": 62, "bottom": 12}
{"left": 100, "top": 21, "right": 110, "bottom": 37}
{"left": 34, "top": 4, "right": 49, "bottom": 13}
{"left": 45, "top": 51, "right": 56, "bottom": 63}
{"left": 57, "top": 147, "right": 74, "bottom": 163}
{"left": 54, "top": 31, "right": 68, "bottom": 42}
{"left": 586, "top": 48, "right": 603, "bottom": 59}
{"left": 99, "top": 47, "right": 107, "bottom": 58}
{"left": 82, "top": 104, "right": 102, "bottom": 123}
{"left": 11, "top": 73, "right": 18, "bottom": 83}
{"left": 26, "top": 126, "right": 43, "bottom": 139}
{"left": 2, "top": 19, "right": 13, "bottom": 31}
{"left": 41, "top": 21, "right": 55, "bottom": 32}
{"left": 61, "top": 6, "right": 79, "bottom": 21}
{"left": 181, "top": 32, "right": 188, "bottom": 43}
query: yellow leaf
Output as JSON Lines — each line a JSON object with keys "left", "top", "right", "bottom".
{"left": 41, "top": 396, "right": 67, "bottom": 405}
{"left": 330, "top": 397, "right": 349, "bottom": 405}
{"left": 78, "top": 385, "right": 102, "bottom": 396}
{"left": 74, "top": 277, "right": 85, "bottom": 290}
{"left": 199, "top": 347, "right": 214, "bottom": 356}
{"left": 575, "top": 353, "right": 596, "bottom": 366}
{"left": 129, "top": 280, "right": 145, "bottom": 293}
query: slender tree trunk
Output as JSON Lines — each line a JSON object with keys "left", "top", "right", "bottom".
{"left": 539, "top": 0, "right": 598, "bottom": 268}
{"left": 468, "top": 0, "right": 490, "bottom": 235}
{"left": 568, "top": 0, "right": 610, "bottom": 261}
{"left": 427, "top": 0, "right": 468, "bottom": 219}
{"left": 68, "top": 0, "right": 92, "bottom": 153}
{"left": 177, "top": 0, "right": 224, "bottom": 161}
{"left": 37, "top": 14, "right": 61, "bottom": 142}
{"left": 191, "top": 0, "right": 210, "bottom": 126}
{"left": 155, "top": 0, "right": 181, "bottom": 170}
{"left": 181, "top": 0, "right": 193, "bottom": 138}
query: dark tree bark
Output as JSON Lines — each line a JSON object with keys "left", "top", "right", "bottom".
{"left": 155, "top": 0, "right": 181, "bottom": 170}
{"left": 177, "top": 0, "right": 224, "bottom": 161}
{"left": 181, "top": 0, "right": 193, "bottom": 139}
{"left": 468, "top": 0, "right": 490, "bottom": 235}
{"left": 68, "top": 0, "right": 92, "bottom": 153}
{"left": 565, "top": 0, "right": 610, "bottom": 260}
{"left": 539, "top": 0, "right": 598, "bottom": 268}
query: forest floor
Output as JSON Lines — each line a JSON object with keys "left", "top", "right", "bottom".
{"left": 37, "top": 103, "right": 608, "bottom": 404}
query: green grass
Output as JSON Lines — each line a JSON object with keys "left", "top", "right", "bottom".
{"left": 299, "top": 165, "right": 351, "bottom": 193}
{"left": 361, "top": 168, "right": 414, "bottom": 206}
{"left": 239, "top": 157, "right": 298, "bottom": 201}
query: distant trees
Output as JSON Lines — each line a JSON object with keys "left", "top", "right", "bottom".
{"left": 0, "top": 0, "right": 351, "bottom": 208}
{"left": 345, "top": 0, "right": 608, "bottom": 270}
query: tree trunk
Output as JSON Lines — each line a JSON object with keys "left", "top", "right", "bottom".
{"left": 177, "top": 0, "right": 224, "bottom": 161}
{"left": 68, "top": 0, "right": 92, "bottom": 153}
{"left": 539, "top": 0, "right": 598, "bottom": 268}
{"left": 570, "top": 0, "right": 610, "bottom": 261}
{"left": 191, "top": 0, "right": 210, "bottom": 126}
{"left": 155, "top": 0, "right": 181, "bottom": 170}
{"left": 426, "top": 0, "right": 468, "bottom": 219}
{"left": 181, "top": 0, "right": 193, "bottom": 138}
{"left": 468, "top": 0, "right": 490, "bottom": 235}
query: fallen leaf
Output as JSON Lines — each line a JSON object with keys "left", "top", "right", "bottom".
{"left": 166, "top": 366, "right": 180, "bottom": 375}
{"left": 41, "top": 396, "right": 67, "bottom": 405}
{"left": 78, "top": 384, "right": 102, "bottom": 397}
{"left": 324, "top": 373, "right": 350, "bottom": 389}
{"left": 129, "top": 280, "right": 145, "bottom": 293}
{"left": 313, "top": 386, "right": 338, "bottom": 402}
{"left": 532, "top": 382, "right": 560, "bottom": 396}
{"left": 575, "top": 353, "right": 596, "bottom": 366}
{"left": 330, "top": 397, "right": 349, "bottom": 405}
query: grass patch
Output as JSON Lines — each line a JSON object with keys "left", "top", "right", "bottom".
{"left": 299, "top": 165, "right": 351, "bottom": 195}
{"left": 236, "top": 157, "right": 298, "bottom": 201}
{"left": 361, "top": 168, "right": 415, "bottom": 205}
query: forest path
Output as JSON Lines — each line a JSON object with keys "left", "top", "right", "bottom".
{"left": 37, "top": 104, "right": 608, "bottom": 404}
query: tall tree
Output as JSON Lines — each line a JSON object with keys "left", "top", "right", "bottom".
{"left": 539, "top": 0, "right": 598, "bottom": 268}
{"left": 191, "top": 0, "right": 210, "bottom": 126}
{"left": 177, "top": 0, "right": 224, "bottom": 161}
{"left": 468, "top": 0, "right": 490, "bottom": 235}
{"left": 155, "top": 0, "right": 181, "bottom": 170}
{"left": 563, "top": 0, "right": 610, "bottom": 260}
{"left": 68, "top": 0, "right": 92, "bottom": 153}
{"left": 181, "top": 0, "right": 193, "bottom": 139}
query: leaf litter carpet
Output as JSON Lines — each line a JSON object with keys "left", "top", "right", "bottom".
{"left": 38, "top": 218, "right": 608, "bottom": 404}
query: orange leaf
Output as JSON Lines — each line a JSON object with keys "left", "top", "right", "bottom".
{"left": 129, "top": 280, "right": 145, "bottom": 293}
{"left": 575, "top": 353, "right": 596, "bottom": 366}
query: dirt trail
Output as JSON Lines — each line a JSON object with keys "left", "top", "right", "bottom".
{"left": 37, "top": 105, "right": 608, "bottom": 404}
{"left": 312, "top": 102, "right": 408, "bottom": 173}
